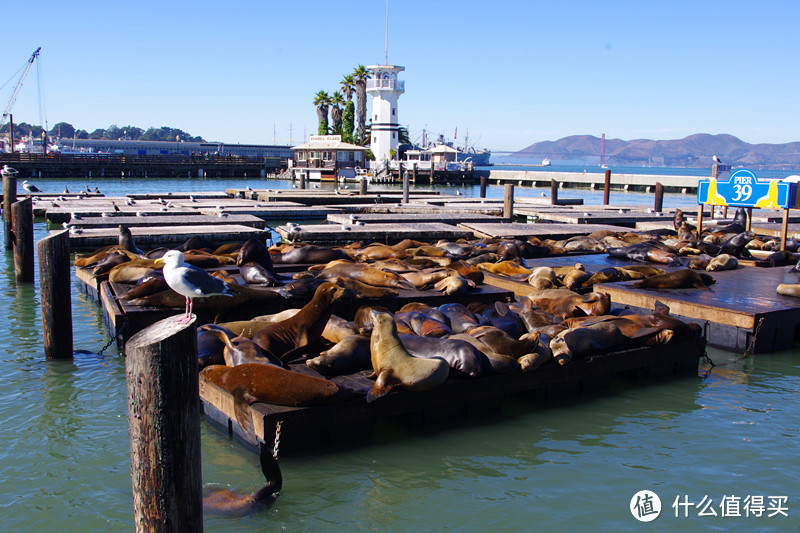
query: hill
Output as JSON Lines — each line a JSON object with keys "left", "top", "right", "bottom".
{"left": 512, "top": 134, "right": 800, "bottom": 170}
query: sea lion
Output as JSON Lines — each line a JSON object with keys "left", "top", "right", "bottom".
{"left": 449, "top": 260, "right": 484, "bottom": 285}
{"left": 532, "top": 290, "right": 610, "bottom": 319}
{"left": 777, "top": 283, "right": 800, "bottom": 297}
{"left": 687, "top": 254, "right": 713, "bottom": 270}
{"left": 448, "top": 333, "right": 520, "bottom": 373}
{"left": 478, "top": 301, "right": 526, "bottom": 339}
{"left": 754, "top": 250, "right": 794, "bottom": 268}
{"left": 215, "top": 309, "right": 301, "bottom": 338}
{"left": 306, "top": 334, "right": 372, "bottom": 375}
{"left": 478, "top": 260, "right": 531, "bottom": 276}
{"left": 437, "top": 303, "right": 479, "bottom": 333}
{"left": 464, "top": 325, "right": 540, "bottom": 359}
{"left": 707, "top": 253, "right": 739, "bottom": 271}
{"left": 497, "top": 240, "right": 522, "bottom": 261}
{"left": 91, "top": 251, "right": 132, "bottom": 276}
{"left": 201, "top": 363, "right": 345, "bottom": 431}
{"left": 108, "top": 260, "right": 159, "bottom": 283}
{"left": 511, "top": 298, "right": 559, "bottom": 333}
{"left": 550, "top": 322, "right": 625, "bottom": 365}
{"left": 632, "top": 269, "right": 715, "bottom": 290}
{"left": 176, "top": 235, "right": 216, "bottom": 252}
{"left": 324, "top": 276, "right": 400, "bottom": 298}
{"left": 251, "top": 282, "right": 349, "bottom": 362}
{"left": 277, "top": 277, "right": 325, "bottom": 298}
{"left": 197, "top": 324, "right": 234, "bottom": 369}
{"left": 527, "top": 266, "right": 559, "bottom": 290}
{"left": 117, "top": 271, "right": 169, "bottom": 301}
{"left": 272, "top": 245, "right": 348, "bottom": 264}
{"left": 322, "top": 314, "right": 359, "bottom": 344}
{"left": 606, "top": 241, "right": 681, "bottom": 266}
{"left": 561, "top": 267, "right": 592, "bottom": 290}
{"left": 433, "top": 274, "right": 475, "bottom": 295}
{"left": 398, "top": 334, "right": 488, "bottom": 378}
{"left": 396, "top": 311, "right": 452, "bottom": 337}
{"left": 203, "top": 443, "right": 281, "bottom": 517}
{"left": 118, "top": 224, "right": 144, "bottom": 255}
{"left": 200, "top": 325, "right": 285, "bottom": 367}
{"left": 366, "top": 312, "right": 450, "bottom": 402}
{"left": 517, "top": 332, "right": 554, "bottom": 372}
{"left": 239, "top": 262, "right": 282, "bottom": 286}
{"left": 717, "top": 231, "right": 755, "bottom": 258}
{"left": 317, "top": 262, "right": 416, "bottom": 290}
{"left": 399, "top": 268, "right": 453, "bottom": 290}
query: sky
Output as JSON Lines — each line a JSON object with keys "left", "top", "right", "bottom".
{"left": 3, "top": 0, "right": 800, "bottom": 153}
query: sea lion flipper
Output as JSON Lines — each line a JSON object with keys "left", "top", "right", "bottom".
{"left": 693, "top": 279, "right": 712, "bottom": 290}
{"left": 232, "top": 386, "right": 255, "bottom": 434}
{"left": 366, "top": 371, "right": 394, "bottom": 403}
{"left": 653, "top": 301, "right": 670, "bottom": 315}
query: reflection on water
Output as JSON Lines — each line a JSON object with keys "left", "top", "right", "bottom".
{"left": 0, "top": 178, "right": 797, "bottom": 530}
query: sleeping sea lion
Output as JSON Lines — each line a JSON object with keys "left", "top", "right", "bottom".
{"left": 366, "top": 312, "right": 450, "bottom": 402}
{"left": 550, "top": 322, "right": 625, "bottom": 365}
{"left": 199, "top": 325, "right": 284, "bottom": 367}
{"left": 632, "top": 269, "right": 715, "bottom": 290}
{"left": 306, "top": 334, "right": 371, "bottom": 375}
{"left": 707, "top": 253, "right": 738, "bottom": 271}
{"left": 197, "top": 324, "right": 234, "bottom": 369}
{"left": 433, "top": 274, "right": 475, "bottom": 295}
{"left": 398, "top": 334, "right": 488, "bottom": 378}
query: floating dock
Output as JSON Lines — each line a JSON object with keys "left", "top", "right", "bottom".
{"left": 277, "top": 222, "right": 475, "bottom": 245}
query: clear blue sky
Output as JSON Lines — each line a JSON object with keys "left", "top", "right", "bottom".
{"left": 4, "top": 0, "right": 799, "bottom": 152}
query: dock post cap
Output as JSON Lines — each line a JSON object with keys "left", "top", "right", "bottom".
{"left": 125, "top": 314, "right": 197, "bottom": 351}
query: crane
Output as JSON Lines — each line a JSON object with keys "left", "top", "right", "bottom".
{"left": 1, "top": 47, "right": 42, "bottom": 128}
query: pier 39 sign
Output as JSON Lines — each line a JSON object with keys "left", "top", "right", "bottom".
{"left": 697, "top": 169, "right": 798, "bottom": 209}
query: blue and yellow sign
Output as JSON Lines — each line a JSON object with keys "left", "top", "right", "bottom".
{"left": 697, "top": 169, "right": 798, "bottom": 209}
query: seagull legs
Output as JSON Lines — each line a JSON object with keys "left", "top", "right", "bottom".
{"left": 176, "top": 296, "right": 194, "bottom": 325}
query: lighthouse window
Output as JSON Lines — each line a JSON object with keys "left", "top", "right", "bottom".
{"left": 393, "top": 132, "right": 396, "bottom": 139}
{"left": 392, "top": 108, "right": 396, "bottom": 116}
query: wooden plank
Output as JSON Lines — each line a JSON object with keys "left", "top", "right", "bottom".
{"left": 326, "top": 212, "right": 501, "bottom": 225}
{"left": 277, "top": 222, "right": 473, "bottom": 245}
{"left": 64, "top": 214, "right": 267, "bottom": 229}
{"left": 459, "top": 221, "right": 634, "bottom": 239}
{"left": 63, "top": 224, "right": 267, "bottom": 251}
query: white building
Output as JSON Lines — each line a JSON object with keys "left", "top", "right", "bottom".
{"left": 366, "top": 64, "right": 405, "bottom": 166}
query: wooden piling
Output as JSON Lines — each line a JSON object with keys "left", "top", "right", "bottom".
{"left": 504, "top": 183, "right": 514, "bottom": 220}
{"left": 37, "top": 230, "right": 72, "bottom": 359}
{"left": 603, "top": 170, "right": 611, "bottom": 205}
{"left": 125, "top": 317, "right": 203, "bottom": 533}
{"left": 480, "top": 176, "right": 487, "bottom": 198}
{"left": 2, "top": 167, "right": 17, "bottom": 250}
{"left": 654, "top": 182, "right": 664, "bottom": 212}
{"left": 550, "top": 179, "right": 558, "bottom": 205}
{"left": 402, "top": 171, "right": 410, "bottom": 204}
{"left": 359, "top": 177, "right": 368, "bottom": 195}
{"left": 299, "top": 172, "right": 306, "bottom": 189}
{"left": 11, "top": 197, "right": 33, "bottom": 282}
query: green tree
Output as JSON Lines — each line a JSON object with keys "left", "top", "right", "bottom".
{"left": 49, "top": 122, "right": 75, "bottom": 138}
{"left": 330, "top": 92, "right": 345, "bottom": 135}
{"left": 89, "top": 128, "right": 105, "bottom": 139}
{"left": 352, "top": 65, "right": 371, "bottom": 144}
{"left": 340, "top": 74, "right": 356, "bottom": 142}
{"left": 313, "top": 90, "right": 331, "bottom": 135}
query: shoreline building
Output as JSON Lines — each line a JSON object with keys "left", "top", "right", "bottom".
{"left": 367, "top": 64, "right": 404, "bottom": 167}
{"left": 290, "top": 135, "right": 367, "bottom": 182}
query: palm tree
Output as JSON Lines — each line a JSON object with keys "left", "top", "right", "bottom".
{"left": 341, "top": 74, "right": 356, "bottom": 142}
{"left": 352, "top": 65, "right": 372, "bottom": 144}
{"left": 313, "top": 90, "right": 331, "bottom": 135}
{"left": 330, "top": 92, "right": 345, "bottom": 135}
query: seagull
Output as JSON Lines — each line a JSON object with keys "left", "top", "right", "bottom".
{"left": 456, "top": 190, "right": 463, "bottom": 196}
{"left": 63, "top": 187, "right": 70, "bottom": 194}
{"left": 155, "top": 250, "right": 233, "bottom": 324}
{"left": 125, "top": 198, "right": 135, "bottom": 206}
{"left": 22, "top": 180, "right": 41, "bottom": 193}
{"left": 713, "top": 155, "right": 723, "bottom": 164}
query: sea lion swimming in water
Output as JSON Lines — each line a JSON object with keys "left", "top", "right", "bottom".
{"left": 203, "top": 443, "right": 282, "bottom": 517}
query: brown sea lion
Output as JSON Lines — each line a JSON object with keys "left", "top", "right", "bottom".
{"left": 448, "top": 333, "right": 520, "bottom": 373}
{"left": 366, "top": 312, "right": 450, "bottom": 402}
{"left": 202, "top": 363, "right": 344, "bottom": 431}
{"left": 118, "top": 224, "right": 144, "bottom": 255}
{"left": 399, "top": 268, "right": 453, "bottom": 290}
{"left": 464, "top": 325, "right": 540, "bottom": 359}
{"left": 478, "top": 260, "right": 531, "bottom": 276}
{"left": 317, "top": 262, "right": 417, "bottom": 290}
{"left": 561, "top": 266, "right": 592, "bottom": 290}
{"left": 118, "top": 272, "right": 169, "bottom": 301}
{"left": 108, "top": 260, "right": 159, "bottom": 283}
{"left": 754, "top": 250, "right": 794, "bottom": 268}
{"left": 396, "top": 311, "right": 452, "bottom": 337}
{"left": 688, "top": 254, "right": 713, "bottom": 270}
{"left": 517, "top": 332, "right": 554, "bottom": 372}
{"left": 434, "top": 274, "right": 476, "bottom": 295}
{"left": 399, "top": 334, "right": 488, "bottom": 378}
{"left": 306, "top": 334, "right": 372, "bottom": 375}
{"left": 437, "top": 303, "right": 479, "bottom": 333}
{"left": 203, "top": 444, "right": 281, "bottom": 517}
{"left": 216, "top": 309, "right": 301, "bottom": 338}
{"left": 532, "top": 290, "right": 610, "bottom": 319}
{"left": 91, "top": 251, "right": 132, "bottom": 276}
{"left": 322, "top": 314, "right": 359, "bottom": 344}
{"left": 527, "top": 266, "right": 559, "bottom": 289}
{"left": 777, "top": 283, "right": 800, "bottom": 297}
{"left": 633, "top": 269, "right": 715, "bottom": 290}
{"left": 200, "top": 325, "right": 284, "bottom": 367}
{"left": 197, "top": 324, "right": 234, "bottom": 369}
{"left": 550, "top": 322, "right": 625, "bottom": 365}
{"left": 449, "top": 260, "right": 484, "bottom": 285}
{"left": 239, "top": 262, "right": 282, "bottom": 286}
{"left": 251, "top": 282, "right": 348, "bottom": 362}
{"left": 273, "top": 245, "right": 348, "bottom": 264}
{"left": 707, "top": 253, "right": 739, "bottom": 271}
{"left": 479, "top": 301, "right": 526, "bottom": 339}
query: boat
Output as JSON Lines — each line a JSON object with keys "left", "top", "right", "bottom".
{"left": 542, "top": 158, "right": 551, "bottom": 167}
{"left": 422, "top": 133, "right": 491, "bottom": 166}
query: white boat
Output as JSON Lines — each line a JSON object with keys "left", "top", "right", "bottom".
{"left": 542, "top": 158, "right": 551, "bottom": 167}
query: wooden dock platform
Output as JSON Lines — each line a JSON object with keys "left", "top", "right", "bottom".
{"left": 60, "top": 213, "right": 267, "bottom": 229}
{"left": 63, "top": 224, "right": 266, "bottom": 251}
{"left": 200, "top": 337, "right": 704, "bottom": 454}
{"left": 326, "top": 212, "right": 501, "bottom": 225}
{"left": 277, "top": 222, "right": 475, "bottom": 245}
{"left": 458, "top": 221, "right": 635, "bottom": 239}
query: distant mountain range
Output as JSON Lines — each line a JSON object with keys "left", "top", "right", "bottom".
{"left": 512, "top": 134, "right": 800, "bottom": 170}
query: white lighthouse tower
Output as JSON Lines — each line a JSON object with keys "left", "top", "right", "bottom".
{"left": 366, "top": 64, "right": 404, "bottom": 165}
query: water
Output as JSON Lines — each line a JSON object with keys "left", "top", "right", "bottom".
{"left": 1, "top": 173, "right": 798, "bottom": 531}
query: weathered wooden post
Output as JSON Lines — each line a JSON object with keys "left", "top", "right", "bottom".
{"left": 504, "top": 183, "right": 514, "bottom": 220}
{"left": 603, "top": 170, "right": 611, "bottom": 205}
{"left": 411, "top": 163, "right": 417, "bottom": 185}
{"left": 654, "top": 182, "right": 664, "bottom": 212}
{"left": 299, "top": 172, "right": 306, "bottom": 189}
{"left": 359, "top": 176, "right": 368, "bottom": 195}
{"left": 479, "top": 175, "right": 487, "bottom": 198}
{"left": 550, "top": 179, "right": 558, "bottom": 205}
{"left": 11, "top": 197, "right": 33, "bottom": 282}
{"left": 2, "top": 165, "right": 17, "bottom": 251}
{"left": 37, "top": 230, "right": 73, "bottom": 359}
{"left": 125, "top": 318, "right": 203, "bottom": 532}
{"left": 402, "top": 170, "right": 410, "bottom": 204}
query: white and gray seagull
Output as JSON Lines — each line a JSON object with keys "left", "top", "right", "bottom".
{"left": 712, "top": 155, "right": 723, "bottom": 164}
{"left": 22, "top": 180, "right": 41, "bottom": 193}
{"left": 155, "top": 250, "right": 233, "bottom": 324}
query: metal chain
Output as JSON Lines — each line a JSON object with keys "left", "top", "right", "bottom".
{"left": 272, "top": 420, "right": 283, "bottom": 459}
{"left": 743, "top": 317, "right": 764, "bottom": 359}
{"left": 97, "top": 317, "right": 127, "bottom": 357}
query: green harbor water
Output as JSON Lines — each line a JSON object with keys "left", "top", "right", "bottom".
{"left": 0, "top": 176, "right": 797, "bottom": 531}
